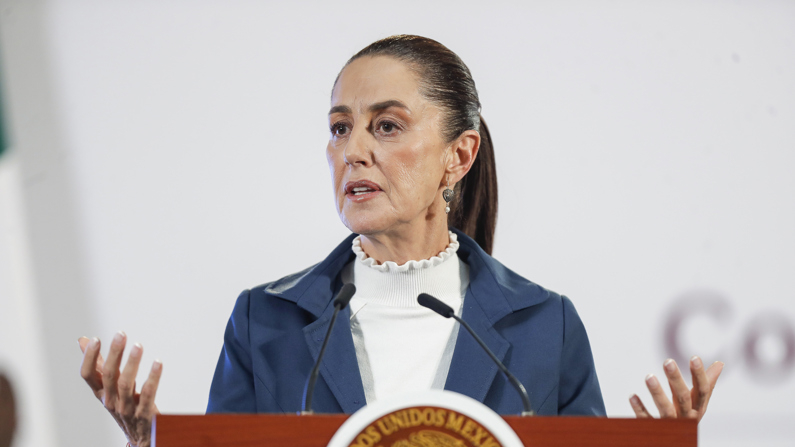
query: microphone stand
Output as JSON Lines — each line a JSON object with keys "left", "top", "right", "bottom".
{"left": 418, "top": 293, "right": 534, "bottom": 416}
{"left": 300, "top": 283, "right": 356, "bottom": 415}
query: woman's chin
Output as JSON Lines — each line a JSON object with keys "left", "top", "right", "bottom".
{"left": 339, "top": 214, "right": 391, "bottom": 236}
{"left": 343, "top": 221, "right": 386, "bottom": 236}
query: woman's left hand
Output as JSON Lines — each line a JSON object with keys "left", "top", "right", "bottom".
{"left": 629, "top": 356, "right": 724, "bottom": 422}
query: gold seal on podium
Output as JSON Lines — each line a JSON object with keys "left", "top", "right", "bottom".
{"left": 328, "top": 390, "right": 523, "bottom": 447}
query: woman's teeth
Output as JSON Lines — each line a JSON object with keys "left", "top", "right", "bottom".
{"left": 352, "top": 187, "right": 374, "bottom": 195}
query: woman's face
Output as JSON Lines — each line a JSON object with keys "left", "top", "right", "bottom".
{"left": 327, "top": 56, "right": 450, "bottom": 237}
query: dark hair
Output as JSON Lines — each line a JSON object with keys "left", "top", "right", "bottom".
{"left": 340, "top": 35, "right": 499, "bottom": 254}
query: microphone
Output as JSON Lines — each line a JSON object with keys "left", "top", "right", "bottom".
{"left": 417, "top": 293, "right": 535, "bottom": 416}
{"left": 301, "top": 283, "right": 356, "bottom": 414}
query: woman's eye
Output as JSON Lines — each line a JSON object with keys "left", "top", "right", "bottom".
{"left": 330, "top": 123, "right": 349, "bottom": 136}
{"left": 378, "top": 121, "right": 399, "bottom": 134}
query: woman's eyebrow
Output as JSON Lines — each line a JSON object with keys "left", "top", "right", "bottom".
{"left": 367, "top": 100, "right": 409, "bottom": 113}
{"left": 328, "top": 100, "right": 410, "bottom": 116}
{"left": 328, "top": 105, "right": 352, "bottom": 115}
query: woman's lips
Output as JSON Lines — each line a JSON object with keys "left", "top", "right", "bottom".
{"left": 347, "top": 190, "right": 381, "bottom": 202}
{"left": 344, "top": 180, "right": 382, "bottom": 202}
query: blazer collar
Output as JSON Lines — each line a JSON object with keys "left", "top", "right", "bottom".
{"left": 451, "top": 227, "right": 552, "bottom": 323}
{"left": 262, "top": 234, "right": 357, "bottom": 318}
{"left": 263, "top": 228, "right": 552, "bottom": 318}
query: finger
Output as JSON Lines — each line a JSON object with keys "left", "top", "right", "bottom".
{"left": 78, "top": 336, "right": 106, "bottom": 365}
{"left": 629, "top": 394, "right": 652, "bottom": 418}
{"left": 689, "top": 356, "right": 710, "bottom": 414}
{"left": 118, "top": 343, "right": 143, "bottom": 418}
{"left": 133, "top": 394, "right": 161, "bottom": 414}
{"left": 706, "top": 361, "right": 725, "bottom": 389}
{"left": 79, "top": 337, "right": 105, "bottom": 399}
{"left": 78, "top": 336, "right": 90, "bottom": 353}
{"left": 663, "top": 359, "right": 692, "bottom": 417}
{"left": 78, "top": 336, "right": 106, "bottom": 368}
{"left": 646, "top": 374, "right": 676, "bottom": 418}
{"left": 136, "top": 360, "right": 163, "bottom": 419}
{"left": 698, "top": 361, "right": 725, "bottom": 415}
{"left": 101, "top": 331, "right": 127, "bottom": 412}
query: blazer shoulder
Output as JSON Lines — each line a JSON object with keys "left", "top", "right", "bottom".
{"left": 252, "top": 262, "right": 319, "bottom": 299}
{"left": 246, "top": 235, "right": 357, "bottom": 310}
{"left": 484, "top": 256, "right": 562, "bottom": 312}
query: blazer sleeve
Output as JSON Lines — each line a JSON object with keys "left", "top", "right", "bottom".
{"left": 206, "top": 290, "right": 258, "bottom": 413}
{"left": 557, "top": 296, "right": 606, "bottom": 416}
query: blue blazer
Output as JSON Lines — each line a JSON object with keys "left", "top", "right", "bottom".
{"left": 207, "top": 228, "right": 605, "bottom": 416}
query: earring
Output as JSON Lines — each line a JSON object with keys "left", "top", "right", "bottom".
{"left": 443, "top": 181, "right": 455, "bottom": 214}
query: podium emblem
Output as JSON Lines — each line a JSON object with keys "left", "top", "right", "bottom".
{"left": 328, "top": 390, "right": 524, "bottom": 447}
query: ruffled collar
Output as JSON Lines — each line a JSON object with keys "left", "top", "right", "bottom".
{"left": 351, "top": 231, "right": 459, "bottom": 273}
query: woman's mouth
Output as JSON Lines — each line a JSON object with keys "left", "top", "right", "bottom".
{"left": 345, "top": 180, "right": 382, "bottom": 202}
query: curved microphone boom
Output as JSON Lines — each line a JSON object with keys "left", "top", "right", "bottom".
{"left": 301, "top": 283, "right": 356, "bottom": 414}
{"left": 417, "top": 293, "right": 535, "bottom": 416}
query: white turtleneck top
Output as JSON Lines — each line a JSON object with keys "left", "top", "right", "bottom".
{"left": 339, "top": 231, "right": 470, "bottom": 404}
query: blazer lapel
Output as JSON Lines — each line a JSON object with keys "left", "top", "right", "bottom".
{"left": 444, "top": 284, "right": 510, "bottom": 403}
{"left": 266, "top": 233, "right": 366, "bottom": 414}
{"left": 444, "top": 229, "right": 519, "bottom": 404}
{"left": 303, "top": 300, "right": 367, "bottom": 414}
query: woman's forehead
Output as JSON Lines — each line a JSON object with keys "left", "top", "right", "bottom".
{"left": 331, "top": 56, "right": 423, "bottom": 111}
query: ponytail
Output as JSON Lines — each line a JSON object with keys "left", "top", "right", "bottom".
{"left": 449, "top": 116, "right": 498, "bottom": 255}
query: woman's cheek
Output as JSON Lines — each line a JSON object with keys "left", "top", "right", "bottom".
{"left": 329, "top": 176, "right": 344, "bottom": 213}
{"left": 390, "top": 164, "right": 428, "bottom": 212}
{"left": 402, "top": 147, "right": 442, "bottom": 202}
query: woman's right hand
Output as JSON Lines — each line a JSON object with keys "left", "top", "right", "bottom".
{"left": 78, "top": 333, "right": 162, "bottom": 447}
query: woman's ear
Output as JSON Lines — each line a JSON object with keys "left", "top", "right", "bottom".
{"left": 445, "top": 129, "right": 480, "bottom": 183}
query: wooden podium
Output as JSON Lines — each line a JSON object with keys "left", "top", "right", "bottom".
{"left": 152, "top": 414, "right": 697, "bottom": 446}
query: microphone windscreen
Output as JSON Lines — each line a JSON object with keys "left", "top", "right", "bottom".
{"left": 333, "top": 283, "right": 356, "bottom": 309}
{"left": 417, "top": 293, "right": 454, "bottom": 318}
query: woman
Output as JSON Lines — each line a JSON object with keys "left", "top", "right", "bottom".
{"left": 78, "top": 35, "right": 723, "bottom": 447}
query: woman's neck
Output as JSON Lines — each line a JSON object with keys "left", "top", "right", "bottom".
{"left": 358, "top": 223, "right": 451, "bottom": 266}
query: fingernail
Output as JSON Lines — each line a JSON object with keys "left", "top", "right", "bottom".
{"left": 153, "top": 359, "right": 163, "bottom": 372}
{"left": 690, "top": 356, "right": 702, "bottom": 369}
{"left": 131, "top": 343, "right": 143, "bottom": 355}
{"left": 629, "top": 394, "right": 640, "bottom": 405}
{"left": 645, "top": 374, "right": 659, "bottom": 389}
{"left": 113, "top": 331, "right": 125, "bottom": 343}
{"left": 89, "top": 337, "right": 99, "bottom": 348}
{"left": 664, "top": 358, "right": 676, "bottom": 373}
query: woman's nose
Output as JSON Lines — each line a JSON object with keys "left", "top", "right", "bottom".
{"left": 343, "top": 127, "right": 373, "bottom": 167}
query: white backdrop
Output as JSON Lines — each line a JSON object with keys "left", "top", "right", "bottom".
{"left": 0, "top": 1, "right": 793, "bottom": 446}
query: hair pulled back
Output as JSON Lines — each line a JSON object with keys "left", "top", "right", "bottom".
{"left": 342, "top": 35, "right": 499, "bottom": 255}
